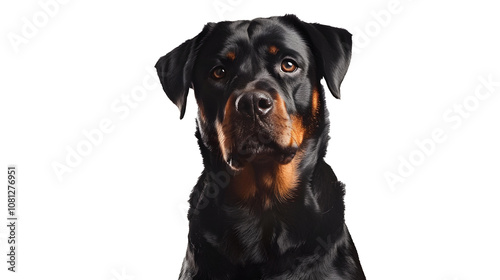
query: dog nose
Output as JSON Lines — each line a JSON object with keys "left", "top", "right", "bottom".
{"left": 235, "top": 92, "right": 273, "bottom": 117}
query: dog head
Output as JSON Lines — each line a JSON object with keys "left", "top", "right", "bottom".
{"left": 156, "top": 15, "right": 351, "bottom": 172}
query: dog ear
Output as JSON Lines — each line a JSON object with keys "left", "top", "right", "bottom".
{"left": 155, "top": 24, "right": 212, "bottom": 119}
{"left": 283, "top": 15, "right": 352, "bottom": 99}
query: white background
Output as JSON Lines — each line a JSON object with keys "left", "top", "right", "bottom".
{"left": 1, "top": 0, "right": 499, "bottom": 279}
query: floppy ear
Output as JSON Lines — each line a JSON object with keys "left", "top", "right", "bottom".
{"left": 284, "top": 15, "right": 352, "bottom": 99}
{"left": 155, "top": 25, "right": 212, "bottom": 119}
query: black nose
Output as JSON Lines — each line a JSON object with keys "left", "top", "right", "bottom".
{"left": 235, "top": 92, "right": 273, "bottom": 117}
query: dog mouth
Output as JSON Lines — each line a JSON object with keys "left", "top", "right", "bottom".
{"left": 225, "top": 132, "right": 299, "bottom": 171}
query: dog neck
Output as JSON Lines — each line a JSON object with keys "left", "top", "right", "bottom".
{"left": 226, "top": 150, "right": 304, "bottom": 208}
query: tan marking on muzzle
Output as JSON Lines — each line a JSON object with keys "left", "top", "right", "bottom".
{"left": 290, "top": 115, "right": 306, "bottom": 147}
{"left": 272, "top": 94, "right": 295, "bottom": 148}
{"left": 216, "top": 94, "right": 237, "bottom": 162}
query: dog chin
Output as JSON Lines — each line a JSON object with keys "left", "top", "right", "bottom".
{"left": 225, "top": 143, "right": 298, "bottom": 171}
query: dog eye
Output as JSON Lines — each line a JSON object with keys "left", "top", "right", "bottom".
{"left": 211, "top": 66, "right": 226, "bottom": 79}
{"left": 281, "top": 59, "right": 298, "bottom": 73}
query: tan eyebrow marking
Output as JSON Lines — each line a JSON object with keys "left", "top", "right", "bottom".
{"left": 269, "top": 45, "right": 279, "bottom": 55}
{"left": 226, "top": 51, "right": 236, "bottom": 61}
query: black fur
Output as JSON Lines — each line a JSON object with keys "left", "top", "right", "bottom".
{"left": 156, "top": 15, "right": 365, "bottom": 279}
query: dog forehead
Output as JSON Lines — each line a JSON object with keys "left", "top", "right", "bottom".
{"left": 206, "top": 18, "right": 308, "bottom": 57}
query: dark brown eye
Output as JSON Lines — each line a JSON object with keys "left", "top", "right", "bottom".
{"left": 211, "top": 66, "right": 226, "bottom": 79}
{"left": 281, "top": 59, "right": 298, "bottom": 72}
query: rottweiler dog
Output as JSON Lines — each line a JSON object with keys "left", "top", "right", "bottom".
{"left": 156, "top": 14, "right": 365, "bottom": 280}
